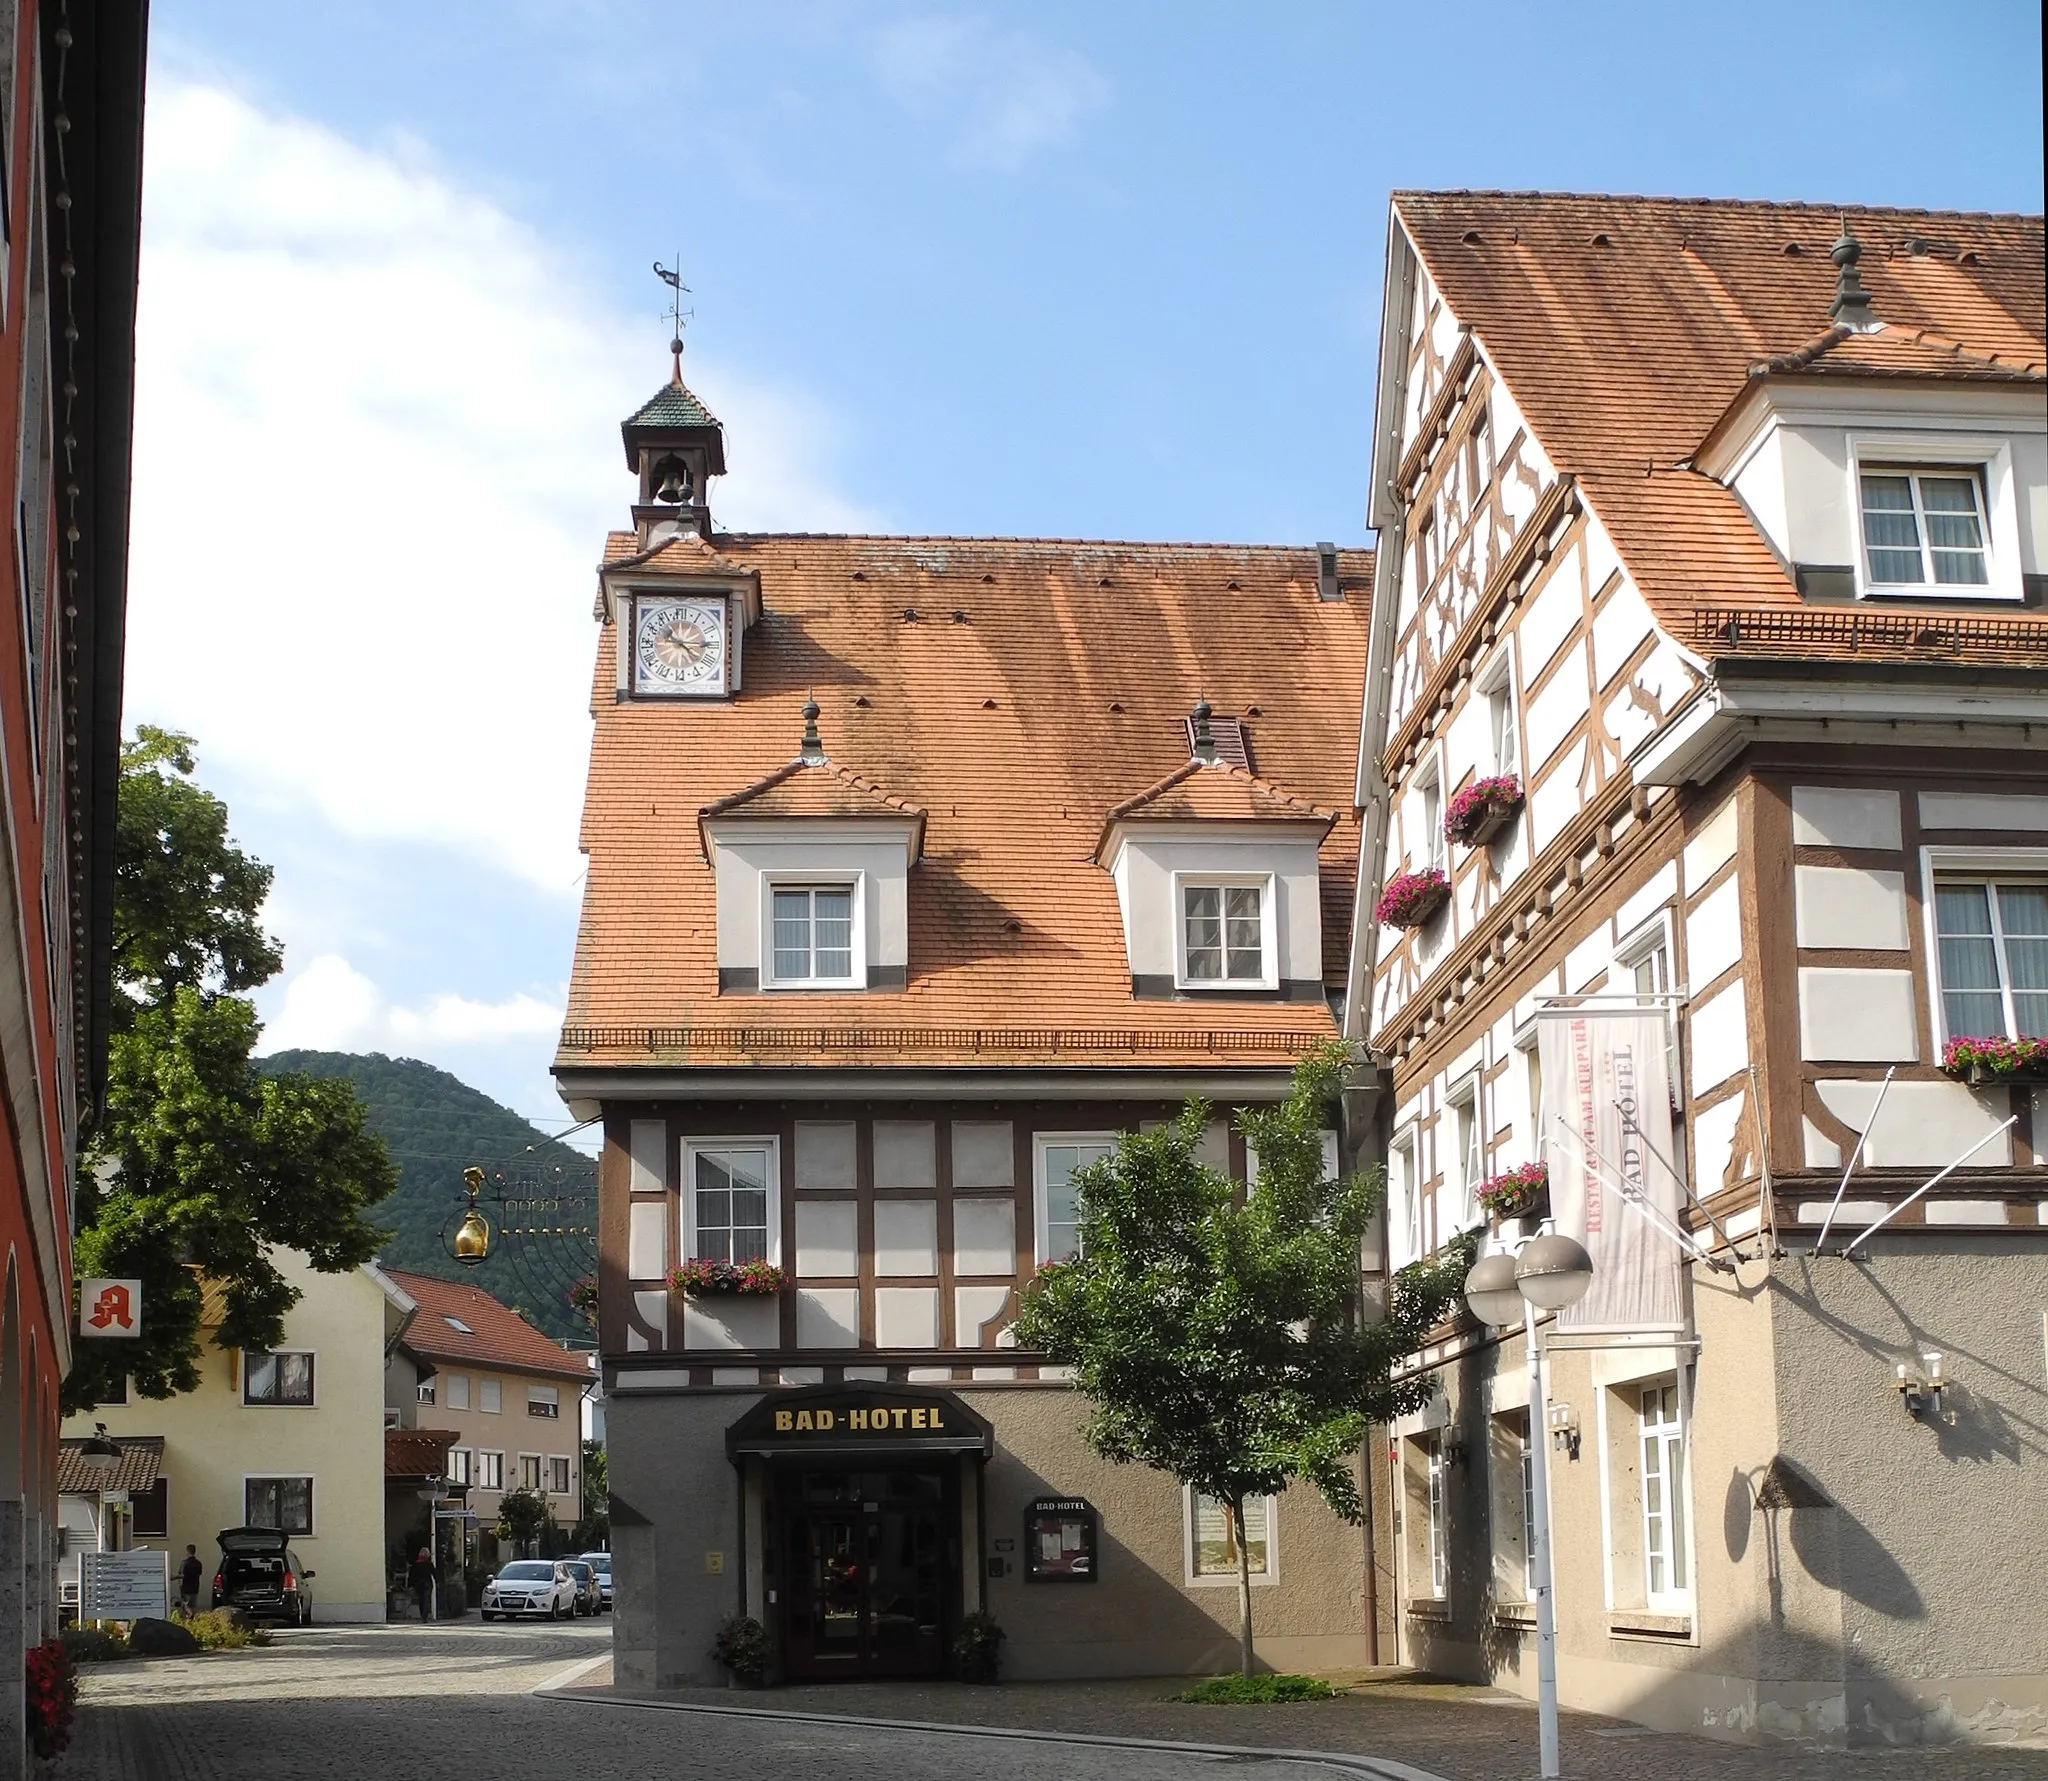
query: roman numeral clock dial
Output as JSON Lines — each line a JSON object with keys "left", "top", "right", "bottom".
{"left": 634, "top": 597, "right": 728, "bottom": 695}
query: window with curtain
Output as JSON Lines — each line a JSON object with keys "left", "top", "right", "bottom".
{"left": 521, "top": 1455, "right": 543, "bottom": 1491}
{"left": 1935, "top": 879, "right": 2048, "bottom": 1039}
{"left": 244, "top": 1352, "right": 315, "bottom": 1406}
{"left": 479, "top": 1451, "right": 504, "bottom": 1490}
{"left": 549, "top": 1456, "right": 572, "bottom": 1495}
{"left": 770, "top": 884, "right": 855, "bottom": 982}
{"left": 1860, "top": 469, "right": 1990, "bottom": 588}
{"left": 448, "top": 1449, "right": 472, "bottom": 1487}
{"left": 1039, "top": 1138, "right": 1115, "bottom": 1263}
{"left": 246, "top": 1477, "right": 313, "bottom": 1536}
{"left": 1181, "top": 882, "right": 1263, "bottom": 983}
{"left": 693, "top": 1146, "right": 772, "bottom": 1263}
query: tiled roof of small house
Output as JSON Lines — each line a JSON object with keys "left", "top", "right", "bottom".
{"left": 699, "top": 757, "right": 927, "bottom": 859}
{"left": 564, "top": 534, "right": 1372, "bottom": 1069}
{"left": 1097, "top": 759, "right": 1335, "bottom": 859}
{"left": 623, "top": 376, "right": 721, "bottom": 431}
{"left": 385, "top": 1270, "right": 592, "bottom": 1382}
{"left": 1393, "top": 192, "right": 2047, "bottom": 656}
{"left": 58, "top": 1434, "right": 163, "bottom": 1497}
{"left": 386, "top": 1428, "right": 460, "bottom": 1482}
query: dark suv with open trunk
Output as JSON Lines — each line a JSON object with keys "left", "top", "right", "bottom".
{"left": 213, "top": 1527, "right": 315, "bottom": 1625}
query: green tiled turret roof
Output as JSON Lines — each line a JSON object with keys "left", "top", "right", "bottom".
{"left": 625, "top": 377, "right": 722, "bottom": 430}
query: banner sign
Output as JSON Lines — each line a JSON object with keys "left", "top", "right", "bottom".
{"left": 1537, "top": 1008, "right": 1685, "bottom": 1334}
{"left": 79, "top": 1279, "right": 142, "bottom": 1338}
{"left": 82, "top": 1549, "right": 169, "bottom": 1620}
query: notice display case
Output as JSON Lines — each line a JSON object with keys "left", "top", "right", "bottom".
{"left": 1023, "top": 1496, "right": 1098, "bottom": 1582}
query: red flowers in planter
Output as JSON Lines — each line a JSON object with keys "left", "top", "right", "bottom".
{"left": 1444, "top": 774, "right": 1524, "bottom": 847}
{"left": 26, "top": 1637, "right": 78, "bottom": 1761}
{"left": 670, "top": 1258, "right": 788, "bottom": 1298}
{"left": 1375, "top": 868, "right": 1450, "bottom": 929}
{"left": 1941, "top": 1034, "right": 2048, "bottom": 1082}
{"left": 1476, "top": 1161, "right": 1548, "bottom": 1222}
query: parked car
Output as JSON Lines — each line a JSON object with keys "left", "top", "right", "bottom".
{"left": 213, "top": 1527, "right": 315, "bottom": 1625}
{"left": 480, "top": 1560, "right": 577, "bottom": 1621}
{"left": 577, "top": 1551, "right": 613, "bottom": 1612}
{"left": 562, "top": 1560, "right": 601, "bottom": 1617}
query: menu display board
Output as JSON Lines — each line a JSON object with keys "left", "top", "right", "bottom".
{"left": 1024, "top": 1496, "right": 1098, "bottom": 1582}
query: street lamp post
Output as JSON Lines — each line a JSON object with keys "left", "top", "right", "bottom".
{"left": 1465, "top": 1234, "right": 1593, "bottom": 1781}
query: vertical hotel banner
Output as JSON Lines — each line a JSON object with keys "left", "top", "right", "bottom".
{"left": 1537, "top": 1008, "right": 1685, "bottom": 1334}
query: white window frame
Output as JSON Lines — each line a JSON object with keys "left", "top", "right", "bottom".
{"left": 1476, "top": 647, "right": 1520, "bottom": 778}
{"left": 1446, "top": 1073, "right": 1482, "bottom": 1232}
{"left": 448, "top": 1448, "right": 472, "bottom": 1488}
{"left": 1424, "top": 1436, "right": 1448, "bottom": 1598}
{"left": 1613, "top": 912, "right": 1680, "bottom": 1095}
{"left": 1846, "top": 433, "right": 2023, "bottom": 604}
{"left": 682, "top": 1136, "right": 783, "bottom": 1267}
{"left": 1639, "top": 1379, "right": 1691, "bottom": 1611}
{"left": 1171, "top": 871, "right": 1277, "bottom": 991}
{"left": 242, "top": 1475, "right": 315, "bottom": 1537}
{"left": 1918, "top": 845, "right": 2048, "bottom": 1045}
{"left": 1182, "top": 1486, "right": 1279, "bottom": 1588}
{"left": 242, "top": 1349, "right": 317, "bottom": 1408}
{"left": 1390, "top": 1122, "right": 1422, "bottom": 1270}
{"left": 1033, "top": 1132, "right": 1118, "bottom": 1266}
{"left": 760, "top": 873, "right": 865, "bottom": 989}
{"left": 479, "top": 1379, "right": 502, "bottom": 1415}
{"left": 1415, "top": 751, "right": 1446, "bottom": 874}
{"left": 478, "top": 1450, "right": 505, "bottom": 1490}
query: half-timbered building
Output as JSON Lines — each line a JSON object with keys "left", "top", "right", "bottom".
{"left": 558, "top": 366, "right": 1378, "bottom": 1684}
{"left": 1352, "top": 192, "right": 2046, "bottom": 1746}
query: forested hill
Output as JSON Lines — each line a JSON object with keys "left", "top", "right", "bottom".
{"left": 259, "top": 1050, "right": 595, "bottom": 1345}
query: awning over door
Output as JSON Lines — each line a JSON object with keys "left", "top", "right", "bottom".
{"left": 726, "top": 1384, "right": 994, "bottom": 1463}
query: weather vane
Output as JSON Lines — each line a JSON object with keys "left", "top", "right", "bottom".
{"left": 653, "top": 254, "right": 693, "bottom": 380}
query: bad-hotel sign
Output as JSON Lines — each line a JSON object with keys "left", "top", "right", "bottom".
{"left": 726, "top": 1385, "right": 996, "bottom": 1459}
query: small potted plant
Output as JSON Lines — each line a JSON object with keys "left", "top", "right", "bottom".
{"left": 1477, "top": 1161, "right": 1549, "bottom": 1230}
{"left": 1374, "top": 867, "right": 1450, "bottom": 930}
{"left": 670, "top": 1258, "right": 789, "bottom": 1299}
{"left": 953, "top": 1611, "right": 1006, "bottom": 1683}
{"left": 567, "top": 1275, "right": 599, "bottom": 1330}
{"left": 712, "top": 1614, "right": 768, "bottom": 1687}
{"left": 1940, "top": 1034, "right": 2048, "bottom": 1086}
{"left": 1444, "top": 774, "right": 1524, "bottom": 848}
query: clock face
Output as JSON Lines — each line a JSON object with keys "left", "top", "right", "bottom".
{"left": 635, "top": 597, "right": 727, "bottom": 695}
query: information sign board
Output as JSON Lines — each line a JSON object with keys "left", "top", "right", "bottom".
{"left": 82, "top": 1549, "right": 169, "bottom": 1621}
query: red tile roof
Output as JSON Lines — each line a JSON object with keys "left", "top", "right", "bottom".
{"left": 565, "top": 535, "right": 1371, "bottom": 1069}
{"left": 1393, "top": 192, "right": 2046, "bottom": 651}
{"left": 385, "top": 1270, "right": 592, "bottom": 1382}
{"left": 699, "top": 758, "right": 927, "bottom": 859}
{"left": 1098, "top": 759, "right": 1335, "bottom": 859}
{"left": 58, "top": 1434, "right": 164, "bottom": 1497}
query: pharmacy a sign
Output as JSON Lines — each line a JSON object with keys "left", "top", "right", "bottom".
{"left": 80, "top": 1279, "right": 142, "bottom": 1338}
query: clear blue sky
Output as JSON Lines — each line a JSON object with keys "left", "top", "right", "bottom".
{"left": 129, "top": 1, "right": 2044, "bottom": 1131}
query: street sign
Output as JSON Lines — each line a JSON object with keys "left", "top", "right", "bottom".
{"left": 79, "top": 1279, "right": 142, "bottom": 1338}
{"left": 82, "top": 1549, "right": 169, "bottom": 1620}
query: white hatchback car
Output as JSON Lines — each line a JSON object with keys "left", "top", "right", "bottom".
{"left": 480, "top": 1560, "right": 578, "bottom": 1620}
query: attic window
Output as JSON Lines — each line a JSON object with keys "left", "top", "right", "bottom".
{"left": 442, "top": 1316, "right": 474, "bottom": 1335}
{"left": 1185, "top": 713, "right": 1250, "bottom": 769}
{"left": 1860, "top": 469, "right": 1989, "bottom": 589}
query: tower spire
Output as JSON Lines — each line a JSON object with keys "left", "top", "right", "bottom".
{"left": 1828, "top": 215, "right": 1880, "bottom": 333}
{"left": 654, "top": 256, "right": 692, "bottom": 383}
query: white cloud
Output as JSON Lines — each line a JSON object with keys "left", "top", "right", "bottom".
{"left": 872, "top": 16, "right": 1109, "bottom": 170}
{"left": 127, "top": 81, "right": 878, "bottom": 893}
{"left": 259, "top": 953, "right": 564, "bottom": 1055}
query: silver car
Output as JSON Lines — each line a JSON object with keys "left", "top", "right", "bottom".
{"left": 577, "top": 1550, "right": 613, "bottom": 1612}
{"left": 480, "top": 1560, "right": 577, "bottom": 1620}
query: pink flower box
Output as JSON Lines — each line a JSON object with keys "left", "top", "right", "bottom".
{"left": 1476, "top": 1161, "right": 1548, "bottom": 1223}
{"left": 1940, "top": 1034, "right": 2048, "bottom": 1085}
{"left": 669, "top": 1258, "right": 788, "bottom": 1298}
{"left": 1444, "top": 774, "right": 1524, "bottom": 847}
{"left": 1375, "top": 868, "right": 1450, "bottom": 929}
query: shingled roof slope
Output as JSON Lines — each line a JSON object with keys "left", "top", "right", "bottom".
{"left": 385, "top": 1269, "right": 591, "bottom": 1382}
{"left": 58, "top": 1434, "right": 163, "bottom": 1497}
{"left": 624, "top": 376, "right": 721, "bottom": 431}
{"left": 1394, "top": 192, "right": 2046, "bottom": 631}
{"left": 567, "top": 536, "right": 1371, "bottom": 1067}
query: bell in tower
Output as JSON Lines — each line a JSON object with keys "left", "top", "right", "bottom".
{"left": 624, "top": 260, "right": 727, "bottom": 545}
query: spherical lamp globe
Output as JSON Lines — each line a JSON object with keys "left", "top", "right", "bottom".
{"left": 1464, "top": 1251, "right": 1525, "bottom": 1327}
{"left": 1514, "top": 1233, "right": 1594, "bottom": 1311}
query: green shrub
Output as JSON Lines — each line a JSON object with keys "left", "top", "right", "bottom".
{"left": 174, "top": 1608, "right": 272, "bottom": 1650}
{"left": 952, "top": 1612, "right": 1006, "bottom": 1683}
{"left": 1171, "top": 1673, "right": 1335, "bottom": 1703}
{"left": 61, "top": 1623, "right": 131, "bottom": 1663}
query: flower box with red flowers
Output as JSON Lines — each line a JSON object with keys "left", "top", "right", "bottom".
{"left": 669, "top": 1258, "right": 788, "bottom": 1299}
{"left": 1443, "top": 775, "right": 1524, "bottom": 848}
{"left": 26, "top": 1637, "right": 78, "bottom": 1761}
{"left": 1374, "top": 868, "right": 1450, "bottom": 930}
{"left": 1940, "top": 1034, "right": 2048, "bottom": 1087}
{"left": 1476, "top": 1161, "right": 1548, "bottom": 1226}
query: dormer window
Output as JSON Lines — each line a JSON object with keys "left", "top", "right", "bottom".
{"left": 1180, "top": 879, "right": 1269, "bottom": 987}
{"left": 1859, "top": 469, "right": 1989, "bottom": 590}
{"left": 768, "top": 882, "right": 860, "bottom": 987}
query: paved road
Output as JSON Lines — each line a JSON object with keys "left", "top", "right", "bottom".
{"left": 53, "top": 1622, "right": 1414, "bottom": 1781}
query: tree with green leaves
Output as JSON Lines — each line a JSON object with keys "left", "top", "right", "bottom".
{"left": 578, "top": 1438, "right": 609, "bottom": 1549}
{"left": 495, "top": 1486, "right": 554, "bottom": 1558}
{"left": 1013, "top": 1041, "right": 1467, "bottom": 1676}
{"left": 64, "top": 728, "right": 396, "bottom": 1412}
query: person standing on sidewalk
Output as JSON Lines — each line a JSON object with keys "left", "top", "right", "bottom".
{"left": 178, "top": 1545, "right": 203, "bottom": 1614}
{"left": 408, "top": 1547, "right": 436, "bottom": 1623}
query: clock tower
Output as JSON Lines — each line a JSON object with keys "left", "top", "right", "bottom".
{"left": 622, "top": 367, "right": 727, "bottom": 547}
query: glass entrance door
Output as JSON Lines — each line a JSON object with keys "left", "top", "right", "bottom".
{"left": 776, "top": 1469, "right": 952, "bottom": 1679}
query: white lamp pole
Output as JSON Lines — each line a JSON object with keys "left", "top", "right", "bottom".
{"left": 1465, "top": 1234, "right": 1593, "bottom": 1781}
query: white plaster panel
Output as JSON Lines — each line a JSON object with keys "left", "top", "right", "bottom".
{"left": 1790, "top": 787, "right": 1901, "bottom": 851}
{"left": 1447, "top": 694, "right": 1490, "bottom": 793}
{"left": 1691, "top": 1092, "right": 1745, "bottom": 1199}
{"left": 873, "top": 1122, "right": 937, "bottom": 1189}
{"left": 1615, "top": 863, "right": 1678, "bottom": 941}
{"left": 1796, "top": 1200, "right": 1888, "bottom": 1225}
{"left": 711, "top": 1368, "right": 759, "bottom": 1386}
{"left": 627, "top": 1202, "right": 667, "bottom": 1280}
{"left": 795, "top": 1121, "right": 857, "bottom": 1189}
{"left": 1922, "top": 1200, "right": 2008, "bottom": 1226}
{"left": 1814, "top": 1079, "right": 2010, "bottom": 1169}
{"left": 779, "top": 1366, "right": 824, "bottom": 1385}
{"left": 1797, "top": 969, "right": 1918, "bottom": 1062}
{"left": 1686, "top": 876, "right": 1744, "bottom": 989}
{"left": 1515, "top": 548, "right": 1581, "bottom": 681}
{"left": 1524, "top": 643, "right": 1587, "bottom": 769}
{"left": 795, "top": 1288, "right": 861, "bottom": 1349}
{"left": 685, "top": 1296, "right": 780, "bottom": 1351}
{"left": 1682, "top": 798, "right": 1739, "bottom": 891}
{"left": 875, "top": 1286, "right": 938, "bottom": 1349}
{"left": 1918, "top": 792, "right": 2048, "bottom": 833}
{"left": 1731, "top": 428, "right": 1790, "bottom": 564}
{"left": 953, "top": 1198, "right": 1018, "bottom": 1276}
{"left": 628, "top": 1120, "right": 666, "bottom": 1195}
{"left": 631, "top": 1291, "right": 667, "bottom": 1349}
{"left": 795, "top": 1200, "right": 858, "bottom": 1278}
{"left": 952, "top": 1122, "right": 1014, "bottom": 1188}
{"left": 1803, "top": 1119, "right": 1842, "bottom": 1170}
{"left": 1565, "top": 931, "right": 1610, "bottom": 995}
{"left": 1776, "top": 426, "right": 1849, "bottom": 567}
{"left": 1529, "top": 740, "right": 1586, "bottom": 853}
{"left": 905, "top": 1367, "right": 953, "bottom": 1383}
{"left": 1689, "top": 980, "right": 1749, "bottom": 1096}
{"left": 1589, "top": 580, "right": 1655, "bottom": 692}
{"left": 955, "top": 1285, "right": 1012, "bottom": 1348}
{"left": 843, "top": 1366, "right": 889, "bottom": 1382}
{"left": 971, "top": 1366, "right": 1018, "bottom": 1382}
{"left": 874, "top": 1199, "right": 939, "bottom": 1276}
{"left": 1794, "top": 867, "right": 1909, "bottom": 951}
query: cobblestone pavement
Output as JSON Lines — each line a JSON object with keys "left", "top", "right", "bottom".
{"left": 52, "top": 1621, "right": 2048, "bottom": 1781}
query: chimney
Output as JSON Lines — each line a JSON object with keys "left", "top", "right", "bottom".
{"left": 1316, "top": 542, "right": 1343, "bottom": 602}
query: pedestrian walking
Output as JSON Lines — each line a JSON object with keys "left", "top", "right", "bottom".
{"left": 408, "top": 1547, "right": 436, "bottom": 1623}
{"left": 177, "top": 1544, "right": 203, "bottom": 1614}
